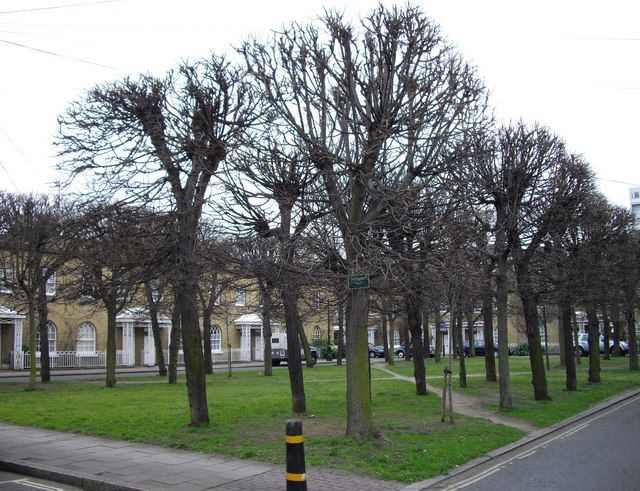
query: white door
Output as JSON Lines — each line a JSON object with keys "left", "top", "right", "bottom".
{"left": 143, "top": 327, "right": 155, "bottom": 366}
{"left": 253, "top": 331, "right": 264, "bottom": 361}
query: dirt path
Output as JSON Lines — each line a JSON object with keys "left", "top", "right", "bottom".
{"left": 372, "top": 365, "right": 536, "bottom": 433}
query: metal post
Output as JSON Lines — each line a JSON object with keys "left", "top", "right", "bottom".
{"left": 285, "top": 419, "right": 307, "bottom": 490}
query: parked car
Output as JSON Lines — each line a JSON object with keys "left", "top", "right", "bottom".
{"left": 577, "top": 334, "right": 629, "bottom": 356}
{"left": 463, "top": 340, "right": 514, "bottom": 357}
{"left": 394, "top": 345, "right": 434, "bottom": 358}
{"left": 368, "top": 344, "right": 385, "bottom": 358}
{"left": 271, "top": 334, "right": 319, "bottom": 366}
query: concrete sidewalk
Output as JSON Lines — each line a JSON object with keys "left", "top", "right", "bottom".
{"left": 0, "top": 423, "right": 402, "bottom": 490}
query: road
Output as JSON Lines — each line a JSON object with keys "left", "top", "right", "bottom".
{"left": 428, "top": 392, "right": 640, "bottom": 490}
{"left": 0, "top": 470, "right": 78, "bottom": 490}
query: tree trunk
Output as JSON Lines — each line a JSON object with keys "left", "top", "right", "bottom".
{"left": 281, "top": 270, "right": 307, "bottom": 412}
{"left": 337, "top": 298, "right": 345, "bottom": 366}
{"left": 145, "top": 285, "right": 167, "bottom": 377}
{"left": 481, "top": 235, "right": 496, "bottom": 380}
{"left": 382, "top": 314, "right": 391, "bottom": 364}
{"left": 542, "top": 306, "right": 550, "bottom": 371}
{"left": 105, "top": 301, "right": 117, "bottom": 388}
{"left": 298, "top": 322, "right": 314, "bottom": 368}
{"left": 572, "top": 309, "right": 581, "bottom": 365}
{"left": 37, "top": 277, "right": 51, "bottom": 383}
{"left": 406, "top": 292, "right": 426, "bottom": 395}
{"left": 403, "top": 316, "right": 411, "bottom": 361}
{"left": 345, "top": 286, "right": 380, "bottom": 439}
{"left": 456, "top": 307, "right": 467, "bottom": 388}
{"left": 202, "top": 309, "right": 213, "bottom": 375}
{"left": 260, "top": 280, "right": 273, "bottom": 376}
{"left": 560, "top": 300, "right": 576, "bottom": 390}
{"left": 495, "top": 228, "right": 512, "bottom": 409}
{"left": 465, "top": 308, "right": 475, "bottom": 357}
{"left": 602, "top": 306, "right": 611, "bottom": 360}
{"left": 27, "top": 298, "right": 37, "bottom": 390}
{"left": 422, "top": 310, "right": 430, "bottom": 358}
{"left": 626, "top": 309, "right": 639, "bottom": 371}
{"left": 435, "top": 311, "right": 443, "bottom": 363}
{"left": 558, "top": 312, "right": 566, "bottom": 367}
{"left": 611, "top": 305, "right": 622, "bottom": 356}
{"left": 176, "top": 212, "right": 209, "bottom": 426}
{"left": 168, "top": 302, "right": 180, "bottom": 384}
{"left": 586, "top": 305, "right": 601, "bottom": 383}
{"left": 514, "top": 265, "right": 549, "bottom": 400}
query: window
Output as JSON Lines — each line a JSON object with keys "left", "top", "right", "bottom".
{"left": 45, "top": 272, "right": 56, "bottom": 297}
{"left": 214, "top": 286, "right": 221, "bottom": 305}
{"left": 211, "top": 325, "right": 221, "bottom": 351}
{"left": 1, "top": 264, "right": 13, "bottom": 293}
{"left": 76, "top": 322, "right": 96, "bottom": 353}
{"left": 312, "top": 326, "right": 321, "bottom": 341}
{"left": 368, "top": 305, "right": 376, "bottom": 315}
{"left": 368, "top": 327, "right": 375, "bottom": 345}
{"left": 235, "top": 290, "right": 246, "bottom": 307}
{"left": 312, "top": 292, "right": 320, "bottom": 310}
{"left": 393, "top": 330, "right": 400, "bottom": 347}
{"left": 634, "top": 191, "right": 640, "bottom": 199}
{"left": 36, "top": 322, "right": 57, "bottom": 353}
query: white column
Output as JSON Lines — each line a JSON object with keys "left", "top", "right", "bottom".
{"left": 240, "top": 326, "right": 250, "bottom": 361}
{"left": 122, "top": 322, "right": 134, "bottom": 365}
{"left": 13, "top": 319, "right": 23, "bottom": 370}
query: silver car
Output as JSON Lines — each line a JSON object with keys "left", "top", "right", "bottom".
{"left": 577, "top": 334, "right": 629, "bottom": 356}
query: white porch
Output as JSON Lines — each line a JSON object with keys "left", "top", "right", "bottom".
{"left": 0, "top": 306, "right": 25, "bottom": 370}
{"left": 235, "top": 313, "right": 267, "bottom": 362}
{"left": 117, "top": 307, "right": 171, "bottom": 366}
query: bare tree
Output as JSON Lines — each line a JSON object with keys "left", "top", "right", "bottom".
{"left": 0, "top": 193, "right": 80, "bottom": 388}
{"left": 57, "top": 55, "right": 257, "bottom": 425}
{"left": 242, "top": 5, "right": 487, "bottom": 438}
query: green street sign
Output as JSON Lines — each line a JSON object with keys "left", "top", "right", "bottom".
{"left": 348, "top": 274, "right": 370, "bottom": 290}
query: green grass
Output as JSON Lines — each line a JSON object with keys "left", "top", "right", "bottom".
{"left": 386, "top": 355, "right": 640, "bottom": 427}
{"left": 0, "top": 365, "right": 523, "bottom": 483}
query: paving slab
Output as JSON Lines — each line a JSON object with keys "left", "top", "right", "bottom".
{"left": 0, "top": 423, "right": 402, "bottom": 490}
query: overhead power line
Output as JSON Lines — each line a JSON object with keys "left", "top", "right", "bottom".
{"left": 0, "top": 0, "right": 122, "bottom": 15}
{"left": 0, "top": 159, "right": 21, "bottom": 193}
{"left": 596, "top": 177, "right": 640, "bottom": 187}
{"left": 0, "top": 123, "right": 37, "bottom": 173}
{"left": 0, "top": 38, "right": 117, "bottom": 70}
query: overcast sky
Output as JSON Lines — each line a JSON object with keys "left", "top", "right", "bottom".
{"left": 0, "top": 0, "right": 638, "bottom": 207}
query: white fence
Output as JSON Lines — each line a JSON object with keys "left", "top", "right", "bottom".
{"left": 21, "top": 351, "right": 126, "bottom": 369}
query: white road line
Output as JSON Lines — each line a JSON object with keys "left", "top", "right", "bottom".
{"left": 450, "top": 467, "right": 504, "bottom": 489}
{"left": 516, "top": 450, "right": 536, "bottom": 460}
{"left": 5, "top": 478, "right": 64, "bottom": 491}
{"left": 443, "top": 394, "right": 640, "bottom": 490}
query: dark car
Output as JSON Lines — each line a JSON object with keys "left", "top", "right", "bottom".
{"left": 463, "top": 340, "right": 514, "bottom": 357}
{"left": 368, "top": 344, "right": 385, "bottom": 358}
{"left": 395, "top": 345, "right": 434, "bottom": 358}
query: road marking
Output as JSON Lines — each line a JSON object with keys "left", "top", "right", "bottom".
{"left": 444, "top": 394, "right": 640, "bottom": 490}
{"left": 516, "top": 450, "right": 536, "bottom": 460}
{"left": 5, "top": 478, "right": 64, "bottom": 490}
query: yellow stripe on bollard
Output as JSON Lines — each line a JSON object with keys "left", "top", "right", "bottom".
{"left": 285, "top": 435, "right": 304, "bottom": 444}
{"left": 286, "top": 472, "right": 307, "bottom": 482}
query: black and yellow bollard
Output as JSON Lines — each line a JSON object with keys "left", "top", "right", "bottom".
{"left": 285, "top": 419, "right": 307, "bottom": 490}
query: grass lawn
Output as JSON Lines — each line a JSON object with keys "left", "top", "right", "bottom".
{"left": 386, "top": 355, "right": 640, "bottom": 427}
{"left": 0, "top": 364, "right": 523, "bottom": 483}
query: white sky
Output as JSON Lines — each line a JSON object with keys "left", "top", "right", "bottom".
{"left": 0, "top": 0, "right": 638, "bottom": 207}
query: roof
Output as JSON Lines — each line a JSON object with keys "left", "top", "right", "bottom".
{"left": 116, "top": 307, "right": 171, "bottom": 325}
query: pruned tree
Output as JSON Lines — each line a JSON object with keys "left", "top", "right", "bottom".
{"left": 57, "top": 55, "right": 257, "bottom": 425}
{"left": 0, "top": 192, "right": 80, "bottom": 388}
{"left": 242, "top": 4, "right": 487, "bottom": 438}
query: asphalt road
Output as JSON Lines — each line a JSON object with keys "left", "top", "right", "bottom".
{"left": 0, "top": 470, "right": 78, "bottom": 490}
{"left": 430, "top": 393, "right": 640, "bottom": 490}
